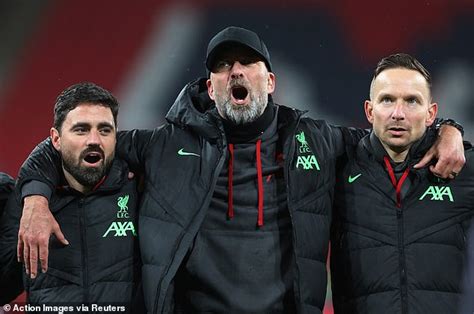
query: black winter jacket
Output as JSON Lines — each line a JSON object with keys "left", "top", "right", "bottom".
{"left": 331, "top": 132, "right": 474, "bottom": 314}
{"left": 0, "top": 172, "right": 13, "bottom": 218}
{"left": 116, "top": 78, "right": 367, "bottom": 313}
{"left": 0, "top": 172, "right": 16, "bottom": 304}
{"left": 18, "top": 78, "right": 367, "bottom": 313}
{"left": 1, "top": 160, "right": 143, "bottom": 310}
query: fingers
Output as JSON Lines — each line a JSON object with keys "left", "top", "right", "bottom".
{"left": 53, "top": 223, "right": 69, "bottom": 246}
{"left": 413, "top": 149, "right": 434, "bottom": 169}
{"left": 17, "top": 195, "right": 59, "bottom": 279}
{"left": 23, "top": 241, "right": 30, "bottom": 276}
{"left": 39, "top": 242, "right": 49, "bottom": 274}
{"left": 429, "top": 157, "right": 452, "bottom": 179}
{"left": 29, "top": 242, "right": 39, "bottom": 279}
{"left": 17, "top": 233, "right": 24, "bottom": 263}
{"left": 34, "top": 222, "right": 68, "bottom": 274}
{"left": 429, "top": 153, "right": 465, "bottom": 179}
{"left": 429, "top": 161, "right": 461, "bottom": 179}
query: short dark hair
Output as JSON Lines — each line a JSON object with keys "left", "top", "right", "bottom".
{"left": 53, "top": 82, "right": 119, "bottom": 132}
{"left": 373, "top": 53, "right": 432, "bottom": 89}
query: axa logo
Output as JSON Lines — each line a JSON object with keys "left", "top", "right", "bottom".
{"left": 295, "top": 131, "right": 320, "bottom": 171}
{"left": 117, "top": 195, "right": 130, "bottom": 218}
{"left": 296, "top": 155, "right": 320, "bottom": 170}
{"left": 102, "top": 221, "right": 137, "bottom": 237}
{"left": 419, "top": 186, "right": 454, "bottom": 202}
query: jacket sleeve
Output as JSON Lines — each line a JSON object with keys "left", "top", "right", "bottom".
{"left": 0, "top": 192, "right": 24, "bottom": 305}
{"left": 16, "top": 127, "right": 159, "bottom": 198}
{"left": 323, "top": 117, "right": 462, "bottom": 158}
{"left": 0, "top": 173, "right": 14, "bottom": 218}
{"left": 329, "top": 125, "right": 369, "bottom": 157}
{"left": 17, "top": 138, "right": 62, "bottom": 199}
{"left": 116, "top": 128, "right": 157, "bottom": 173}
{"left": 308, "top": 120, "right": 368, "bottom": 158}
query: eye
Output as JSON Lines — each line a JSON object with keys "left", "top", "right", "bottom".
{"left": 381, "top": 96, "right": 393, "bottom": 104}
{"left": 239, "top": 57, "right": 256, "bottom": 65}
{"left": 73, "top": 127, "right": 87, "bottom": 134}
{"left": 406, "top": 97, "right": 419, "bottom": 105}
{"left": 214, "top": 60, "right": 232, "bottom": 72}
{"left": 99, "top": 127, "right": 113, "bottom": 135}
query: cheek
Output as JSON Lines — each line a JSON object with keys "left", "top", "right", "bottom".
{"left": 103, "top": 137, "right": 115, "bottom": 147}
{"left": 60, "top": 138, "right": 80, "bottom": 153}
{"left": 213, "top": 77, "right": 228, "bottom": 90}
{"left": 372, "top": 109, "right": 389, "bottom": 123}
{"left": 413, "top": 117, "right": 428, "bottom": 134}
{"left": 60, "top": 145, "right": 78, "bottom": 163}
{"left": 104, "top": 138, "right": 116, "bottom": 152}
{"left": 252, "top": 75, "right": 269, "bottom": 92}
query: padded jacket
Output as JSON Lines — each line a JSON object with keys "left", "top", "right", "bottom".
{"left": 0, "top": 160, "right": 143, "bottom": 311}
{"left": 331, "top": 132, "right": 474, "bottom": 314}
{"left": 18, "top": 78, "right": 367, "bottom": 313}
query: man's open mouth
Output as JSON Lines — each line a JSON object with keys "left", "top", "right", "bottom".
{"left": 83, "top": 152, "right": 103, "bottom": 165}
{"left": 231, "top": 86, "right": 249, "bottom": 102}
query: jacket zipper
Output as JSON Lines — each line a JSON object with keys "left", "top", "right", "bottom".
{"left": 79, "top": 198, "right": 89, "bottom": 304}
{"left": 283, "top": 114, "right": 303, "bottom": 308}
{"left": 155, "top": 139, "right": 227, "bottom": 314}
{"left": 384, "top": 157, "right": 409, "bottom": 314}
{"left": 397, "top": 204, "right": 408, "bottom": 314}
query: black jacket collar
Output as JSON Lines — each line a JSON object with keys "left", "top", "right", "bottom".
{"left": 165, "top": 77, "right": 304, "bottom": 144}
{"left": 362, "top": 129, "right": 437, "bottom": 169}
{"left": 221, "top": 100, "right": 276, "bottom": 144}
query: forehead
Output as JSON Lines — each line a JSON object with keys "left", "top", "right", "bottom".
{"left": 64, "top": 103, "right": 115, "bottom": 126}
{"left": 373, "top": 68, "right": 430, "bottom": 98}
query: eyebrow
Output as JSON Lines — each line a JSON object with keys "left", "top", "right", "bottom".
{"left": 70, "top": 121, "right": 115, "bottom": 130}
{"left": 70, "top": 122, "right": 91, "bottom": 130}
{"left": 97, "top": 122, "right": 115, "bottom": 129}
{"left": 377, "top": 92, "right": 422, "bottom": 100}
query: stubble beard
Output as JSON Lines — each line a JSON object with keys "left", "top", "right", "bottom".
{"left": 61, "top": 147, "right": 114, "bottom": 188}
{"left": 214, "top": 79, "right": 268, "bottom": 125}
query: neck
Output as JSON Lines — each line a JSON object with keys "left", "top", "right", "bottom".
{"left": 63, "top": 168, "right": 91, "bottom": 194}
{"left": 381, "top": 143, "right": 410, "bottom": 163}
{"left": 222, "top": 100, "right": 275, "bottom": 143}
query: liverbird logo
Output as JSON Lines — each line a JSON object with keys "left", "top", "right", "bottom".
{"left": 117, "top": 195, "right": 130, "bottom": 218}
{"left": 296, "top": 131, "right": 311, "bottom": 153}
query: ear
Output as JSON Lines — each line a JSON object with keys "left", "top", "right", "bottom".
{"left": 267, "top": 72, "right": 276, "bottom": 94}
{"left": 426, "top": 102, "right": 438, "bottom": 126}
{"left": 206, "top": 78, "right": 215, "bottom": 101}
{"left": 50, "top": 127, "right": 61, "bottom": 151}
{"left": 364, "top": 100, "right": 374, "bottom": 124}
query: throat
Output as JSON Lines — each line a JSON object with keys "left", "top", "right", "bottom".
{"left": 62, "top": 168, "right": 91, "bottom": 194}
{"left": 223, "top": 102, "right": 275, "bottom": 143}
{"left": 386, "top": 148, "right": 409, "bottom": 163}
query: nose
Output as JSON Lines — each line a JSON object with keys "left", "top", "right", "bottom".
{"left": 230, "top": 61, "right": 244, "bottom": 79}
{"left": 86, "top": 130, "right": 102, "bottom": 146}
{"left": 391, "top": 101, "right": 405, "bottom": 120}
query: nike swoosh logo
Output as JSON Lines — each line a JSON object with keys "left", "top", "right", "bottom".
{"left": 348, "top": 173, "right": 362, "bottom": 183}
{"left": 177, "top": 148, "right": 200, "bottom": 157}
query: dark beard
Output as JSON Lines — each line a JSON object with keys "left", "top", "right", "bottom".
{"left": 62, "top": 148, "right": 113, "bottom": 188}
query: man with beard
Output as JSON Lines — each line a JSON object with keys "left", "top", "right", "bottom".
{"left": 15, "top": 27, "right": 464, "bottom": 313}
{"left": 0, "top": 82, "right": 143, "bottom": 310}
{"left": 330, "top": 53, "right": 473, "bottom": 314}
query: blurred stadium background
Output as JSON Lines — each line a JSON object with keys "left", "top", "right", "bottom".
{"left": 1, "top": 0, "right": 473, "bottom": 312}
